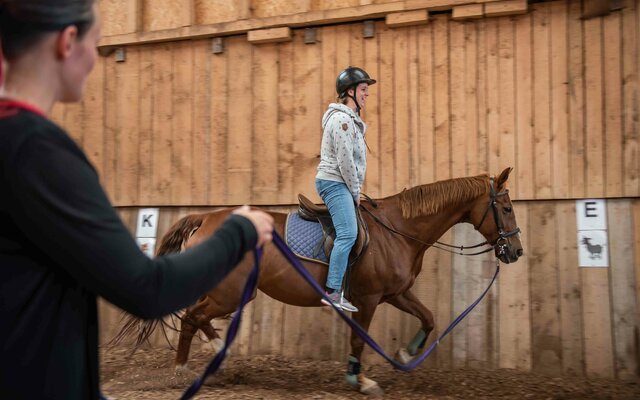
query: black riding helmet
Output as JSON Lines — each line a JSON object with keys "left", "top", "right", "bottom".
{"left": 336, "top": 66, "right": 376, "bottom": 115}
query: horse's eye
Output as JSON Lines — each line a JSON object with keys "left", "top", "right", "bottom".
{"left": 503, "top": 206, "right": 512, "bottom": 213}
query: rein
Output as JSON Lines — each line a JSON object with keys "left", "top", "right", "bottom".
{"left": 181, "top": 232, "right": 500, "bottom": 399}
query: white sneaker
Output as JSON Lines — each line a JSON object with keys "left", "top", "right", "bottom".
{"left": 321, "top": 291, "right": 359, "bottom": 312}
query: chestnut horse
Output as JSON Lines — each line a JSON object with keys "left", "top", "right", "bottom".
{"left": 120, "top": 167, "right": 522, "bottom": 395}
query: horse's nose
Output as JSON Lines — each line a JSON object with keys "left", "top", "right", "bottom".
{"left": 516, "top": 248, "right": 524, "bottom": 258}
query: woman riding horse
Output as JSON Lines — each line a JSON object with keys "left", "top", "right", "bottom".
{"left": 316, "top": 66, "right": 376, "bottom": 312}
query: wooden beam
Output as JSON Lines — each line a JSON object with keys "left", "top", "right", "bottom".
{"left": 452, "top": 4, "right": 484, "bottom": 20}
{"left": 247, "top": 27, "right": 292, "bottom": 44}
{"left": 385, "top": 9, "right": 429, "bottom": 28}
{"left": 484, "top": 0, "right": 527, "bottom": 18}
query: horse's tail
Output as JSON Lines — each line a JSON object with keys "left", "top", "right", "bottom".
{"left": 108, "top": 213, "right": 204, "bottom": 349}
{"left": 156, "top": 213, "right": 205, "bottom": 256}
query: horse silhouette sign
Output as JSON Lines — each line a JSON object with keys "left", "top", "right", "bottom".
{"left": 576, "top": 199, "right": 609, "bottom": 267}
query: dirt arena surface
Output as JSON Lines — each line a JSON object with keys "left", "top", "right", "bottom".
{"left": 100, "top": 346, "right": 639, "bottom": 399}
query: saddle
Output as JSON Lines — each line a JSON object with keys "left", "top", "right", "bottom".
{"left": 297, "top": 194, "right": 369, "bottom": 267}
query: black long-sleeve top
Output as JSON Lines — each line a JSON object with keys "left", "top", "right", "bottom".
{"left": 0, "top": 102, "right": 258, "bottom": 399}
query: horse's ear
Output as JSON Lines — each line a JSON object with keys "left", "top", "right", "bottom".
{"left": 496, "top": 167, "right": 513, "bottom": 189}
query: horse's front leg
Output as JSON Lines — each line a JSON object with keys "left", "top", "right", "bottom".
{"left": 347, "top": 295, "right": 384, "bottom": 396}
{"left": 386, "top": 289, "right": 435, "bottom": 363}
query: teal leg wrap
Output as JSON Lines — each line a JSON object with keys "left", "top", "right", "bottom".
{"left": 406, "top": 329, "right": 427, "bottom": 356}
{"left": 345, "top": 355, "right": 360, "bottom": 387}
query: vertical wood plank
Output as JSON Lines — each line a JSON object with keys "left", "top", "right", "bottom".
{"left": 115, "top": 47, "right": 140, "bottom": 205}
{"left": 277, "top": 42, "right": 296, "bottom": 203}
{"left": 451, "top": 225, "right": 469, "bottom": 368}
{"left": 172, "top": 41, "right": 194, "bottom": 205}
{"left": 378, "top": 25, "right": 395, "bottom": 195}
{"left": 476, "top": 19, "right": 489, "bottom": 174}
{"left": 528, "top": 202, "right": 562, "bottom": 375}
{"left": 581, "top": 267, "right": 615, "bottom": 378}
{"left": 417, "top": 22, "right": 435, "bottom": 184}
{"left": 568, "top": 0, "right": 586, "bottom": 198}
{"left": 485, "top": 17, "right": 499, "bottom": 177}
{"left": 210, "top": 43, "right": 229, "bottom": 204}
{"left": 607, "top": 200, "right": 638, "bottom": 379}
{"left": 634, "top": 200, "right": 640, "bottom": 358}
{"left": 138, "top": 45, "right": 154, "bottom": 205}
{"left": 533, "top": 3, "right": 552, "bottom": 198}
{"left": 584, "top": 17, "right": 605, "bottom": 197}
{"left": 142, "top": 0, "right": 191, "bottom": 31}
{"left": 623, "top": 0, "right": 639, "bottom": 196}
{"left": 99, "top": 0, "right": 140, "bottom": 36}
{"left": 103, "top": 53, "right": 119, "bottom": 201}
{"left": 603, "top": 12, "right": 623, "bottom": 197}
{"left": 408, "top": 27, "right": 420, "bottom": 187}
{"left": 150, "top": 44, "right": 173, "bottom": 205}
{"left": 191, "top": 40, "right": 211, "bottom": 205}
{"left": 464, "top": 22, "right": 480, "bottom": 176}
{"left": 555, "top": 201, "right": 584, "bottom": 375}
{"left": 435, "top": 229, "right": 453, "bottom": 368}
{"left": 292, "top": 30, "right": 323, "bottom": 205}
{"left": 363, "top": 23, "right": 381, "bottom": 196}
{"left": 498, "top": 16, "right": 516, "bottom": 185}
{"left": 498, "top": 201, "right": 532, "bottom": 370}
{"left": 81, "top": 57, "right": 105, "bottom": 179}
{"left": 465, "top": 228, "right": 494, "bottom": 368}
{"left": 433, "top": 16, "right": 451, "bottom": 181}
{"left": 449, "top": 19, "right": 466, "bottom": 179}
{"left": 550, "top": 1, "right": 570, "bottom": 199}
{"left": 252, "top": 43, "right": 280, "bottom": 204}
{"left": 195, "top": 0, "right": 247, "bottom": 24}
{"left": 226, "top": 37, "right": 253, "bottom": 204}
{"left": 393, "top": 27, "right": 410, "bottom": 191}
{"left": 514, "top": 12, "right": 534, "bottom": 199}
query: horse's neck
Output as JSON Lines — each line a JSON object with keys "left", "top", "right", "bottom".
{"left": 381, "top": 197, "right": 469, "bottom": 247}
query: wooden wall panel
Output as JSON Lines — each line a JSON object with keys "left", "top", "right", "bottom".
{"left": 608, "top": 200, "right": 638, "bottom": 379}
{"left": 555, "top": 202, "right": 584, "bottom": 374}
{"left": 529, "top": 203, "right": 562, "bottom": 375}
{"left": 59, "top": 3, "right": 639, "bottom": 207}
{"left": 498, "top": 201, "right": 531, "bottom": 370}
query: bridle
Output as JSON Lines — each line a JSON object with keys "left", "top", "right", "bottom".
{"left": 360, "top": 177, "right": 520, "bottom": 257}
{"left": 472, "top": 177, "right": 521, "bottom": 257}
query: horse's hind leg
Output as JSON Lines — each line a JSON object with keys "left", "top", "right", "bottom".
{"left": 175, "top": 298, "right": 210, "bottom": 374}
{"left": 386, "top": 289, "right": 435, "bottom": 362}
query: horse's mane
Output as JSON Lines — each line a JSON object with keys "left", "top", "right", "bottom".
{"left": 398, "top": 174, "right": 489, "bottom": 218}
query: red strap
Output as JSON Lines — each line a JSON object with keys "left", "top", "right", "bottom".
{"left": 0, "top": 99, "right": 47, "bottom": 118}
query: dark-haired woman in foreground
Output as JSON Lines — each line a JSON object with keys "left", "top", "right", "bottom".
{"left": 0, "top": 1, "right": 274, "bottom": 399}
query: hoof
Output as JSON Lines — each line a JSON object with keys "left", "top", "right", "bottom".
{"left": 395, "top": 348, "right": 413, "bottom": 364}
{"left": 174, "top": 364, "right": 197, "bottom": 378}
{"left": 359, "top": 375, "right": 384, "bottom": 396}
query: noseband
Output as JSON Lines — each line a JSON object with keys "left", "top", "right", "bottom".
{"left": 473, "top": 177, "right": 521, "bottom": 256}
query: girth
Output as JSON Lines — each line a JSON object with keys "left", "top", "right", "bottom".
{"left": 297, "top": 194, "right": 369, "bottom": 267}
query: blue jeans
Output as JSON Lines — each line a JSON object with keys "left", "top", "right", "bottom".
{"left": 316, "top": 179, "right": 357, "bottom": 291}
